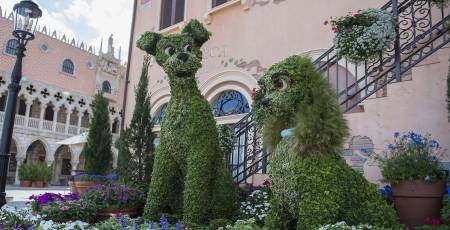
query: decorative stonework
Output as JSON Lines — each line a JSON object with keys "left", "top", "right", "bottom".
{"left": 243, "top": 0, "right": 287, "bottom": 10}
{"left": 343, "top": 136, "right": 374, "bottom": 173}
{"left": 221, "top": 57, "right": 267, "bottom": 78}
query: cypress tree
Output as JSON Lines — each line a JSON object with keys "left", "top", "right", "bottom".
{"left": 117, "top": 55, "right": 155, "bottom": 189}
{"left": 82, "top": 92, "right": 113, "bottom": 175}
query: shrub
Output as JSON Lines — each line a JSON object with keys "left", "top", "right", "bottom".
{"left": 18, "top": 164, "right": 34, "bottom": 182}
{"left": 70, "top": 173, "right": 118, "bottom": 183}
{"left": 218, "top": 218, "right": 264, "bottom": 230}
{"left": 218, "top": 125, "right": 235, "bottom": 157}
{"left": 209, "top": 218, "right": 233, "bottom": 229}
{"left": 83, "top": 184, "right": 145, "bottom": 210}
{"left": 376, "top": 132, "right": 446, "bottom": 184}
{"left": 327, "top": 8, "right": 396, "bottom": 63}
{"left": 34, "top": 162, "right": 52, "bottom": 182}
{"left": 117, "top": 55, "right": 155, "bottom": 193}
{"left": 82, "top": 92, "right": 113, "bottom": 175}
{"left": 442, "top": 191, "right": 450, "bottom": 224}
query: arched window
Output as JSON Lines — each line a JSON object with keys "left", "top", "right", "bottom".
{"left": 62, "top": 59, "right": 75, "bottom": 75}
{"left": 153, "top": 103, "right": 168, "bottom": 125}
{"left": 213, "top": 90, "right": 250, "bottom": 117}
{"left": 5, "top": 39, "right": 19, "bottom": 55}
{"left": 102, "top": 81, "right": 112, "bottom": 94}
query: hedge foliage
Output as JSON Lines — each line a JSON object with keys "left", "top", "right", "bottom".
{"left": 253, "top": 55, "right": 399, "bottom": 229}
{"left": 137, "top": 19, "right": 237, "bottom": 225}
{"left": 82, "top": 92, "right": 112, "bottom": 175}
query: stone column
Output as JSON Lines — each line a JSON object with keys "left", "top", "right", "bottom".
{"left": 39, "top": 104, "right": 48, "bottom": 129}
{"left": 14, "top": 158, "right": 24, "bottom": 185}
{"left": 77, "top": 114, "right": 82, "bottom": 134}
{"left": 24, "top": 101, "right": 32, "bottom": 127}
{"left": 71, "top": 160, "right": 79, "bottom": 175}
{"left": 52, "top": 107, "right": 60, "bottom": 132}
{"left": 65, "top": 109, "right": 71, "bottom": 134}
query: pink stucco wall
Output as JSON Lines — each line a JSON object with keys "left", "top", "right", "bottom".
{"left": 125, "top": 0, "right": 450, "bottom": 184}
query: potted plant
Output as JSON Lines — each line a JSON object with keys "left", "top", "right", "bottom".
{"left": 83, "top": 184, "right": 145, "bottom": 221}
{"left": 377, "top": 131, "right": 447, "bottom": 228}
{"left": 18, "top": 164, "right": 33, "bottom": 187}
{"left": 325, "top": 8, "right": 396, "bottom": 63}
{"left": 32, "top": 162, "right": 52, "bottom": 187}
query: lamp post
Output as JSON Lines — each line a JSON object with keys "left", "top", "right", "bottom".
{"left": 0, "top": 0, "right": 41, "bottom": 208}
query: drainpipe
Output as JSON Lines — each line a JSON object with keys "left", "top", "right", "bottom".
{"left": 121, "top": 0, "right": 138, "bottom": 132}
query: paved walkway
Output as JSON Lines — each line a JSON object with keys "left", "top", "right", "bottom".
{"left": 5, "top": 185, "right": 70, "bottom": 209}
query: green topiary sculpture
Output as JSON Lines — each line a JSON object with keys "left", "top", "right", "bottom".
{"left": 253, "top": 55, "right": 400, "bottom": 229}
{"left": 137, "top": 19, "right": 237, "bottom": 225}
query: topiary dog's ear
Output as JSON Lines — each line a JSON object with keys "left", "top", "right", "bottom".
{"left": 182, "top": 19, "right": 211, "bottom": 47}
{"left": 137, "top": 32, "right": 162, "bottom": 56}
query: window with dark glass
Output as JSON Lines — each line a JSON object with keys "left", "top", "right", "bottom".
{"left": 160, "top": 0, "right": 185, "bottom": 30}
{"left": 62, "top": 59, "right": 75, "bottom": 75}
{"left": 153, "top": 103, "right": 168, "bottom": 124}
{"left": 5, "top": 39, "right": 19, "bottom": 55}
{"left": 213, "top": 90, "right": 250, "bottom": 117}
{"left": 212, "top": 0, "right": 229, "bottom": 8}
{"left": 102, "top": 81, "right": 112, "bottom": 94}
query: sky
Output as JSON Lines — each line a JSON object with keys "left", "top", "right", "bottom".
{"left": 1, "top": 0, "right": 133, "bottom": 60}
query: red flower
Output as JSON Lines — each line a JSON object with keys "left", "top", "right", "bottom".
{"left": 114, "top": 212, "right": 122, "bottom": 220}
{"left": 423, "top": 216, "right": 431, "bottom": 224}
{"left": 431, "top": 219, "right": 442, "bottom": 226}
{"left": 355, "top": 9, "right": 361, "bottom": 16}
{"left": 323, "top": 20, "right": 329, "bottom": 26}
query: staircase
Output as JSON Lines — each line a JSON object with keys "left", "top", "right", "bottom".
{"left": 228, "top": 0, "right": 450, "bottom": 184}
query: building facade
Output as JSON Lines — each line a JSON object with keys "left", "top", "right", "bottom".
{"left": 124, "top": 0, "right": 450, "bottom": 185}
{"left": 0, "top": 6, "right": 126, "bottom": 185}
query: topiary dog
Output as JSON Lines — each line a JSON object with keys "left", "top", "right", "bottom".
{"left": 253, "top": 55, "right": 399, "bottom": 229}
{"left": 137, "top": 20, "right": 237, "bottom": 225}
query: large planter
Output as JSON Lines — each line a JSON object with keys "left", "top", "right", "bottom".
{"left": 20, "top": 180, "right": 32, "bottom": 187}
{"left": 392, "top": 180, "right": 446, "bottom": 228}
{"left": 68, "top": 181, "right": 77, "bottom": 193}
{"left": 33, "top": 181, "right": 45, "bottom": 188}
{"left": 72, "top": 181, "right": 98, "bottom": 195}
{"left": 95, "top": 205, "right": 142, "bottom": 222}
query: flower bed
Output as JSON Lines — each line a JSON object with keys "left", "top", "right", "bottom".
{"left": 326, "top": 8, "right": 396, "bottom": 63}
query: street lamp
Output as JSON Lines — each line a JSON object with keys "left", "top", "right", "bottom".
{"left": 0, "top": 0, "right": 42, "bottom": 208}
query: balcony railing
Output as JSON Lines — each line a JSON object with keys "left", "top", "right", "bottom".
{"left": 0, "top": 111, "right": 105, "bottom": 137}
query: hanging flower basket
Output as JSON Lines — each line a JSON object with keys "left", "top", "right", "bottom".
{"left": 326, "top": 8, "right": 396, "bottom": 63}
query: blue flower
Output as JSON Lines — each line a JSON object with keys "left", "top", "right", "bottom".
{"left": 120, "top": 215, "right": 127, "bottom": 229}
{"left": 381, "top": 185, "right": 393, "bottom": 199}
{"left": 175, "top": 220, "right": 183, "bottom": 230}
{"left": 394, "top": 132, "right": 400, "bottom": 138}
{"left": 360, "top": 147, "right": 368, "bottom": 153}
{"left": 388, "top": 144, "right": 395, "bottom": 150}
{"left": 447, "top": 188, "right": 450, "bottom": 197}
{"left": 150, "top": 222, "right": 155, "bottom": 230}
{"left": 133, "top": 223, "right": 139, "bottom": 230}
{"left": 160, "top": 214, "right": 169, "bottom": 230}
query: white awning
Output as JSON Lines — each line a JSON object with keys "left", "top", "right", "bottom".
{"left": 56, "top": 132, "right": 88, "bottom": 145}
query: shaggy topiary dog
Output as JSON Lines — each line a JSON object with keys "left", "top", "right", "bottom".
{"left": 137, "top": 20, "right": 237, "bottom": 225}
{"left": 253, "top": 55, "right": 399, "bottom": 229}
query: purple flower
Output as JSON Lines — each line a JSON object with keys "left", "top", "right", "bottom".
{"left": 175, "top": 220, "right": 183, "bottom": 230}
{"left": 394, "top": 132, "right": 400, "bottom": 138}
{"left": 160, "top": 214, "right": 169, "bottom": 230}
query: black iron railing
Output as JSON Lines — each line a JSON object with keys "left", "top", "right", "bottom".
{"left": 228, "top": 0, "right": 450, "bottom": 184}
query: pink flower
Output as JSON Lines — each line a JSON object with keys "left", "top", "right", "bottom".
{"left": 323, "top": 20, "right": 329, "bottom": 26}
{"left": 332, "top": 27, "right": 338, "bottom": 33}
{"left": 347, "top": 27, "right": 352, "bottom": 32}
{"left": 431, "top": 219, "right": 442, "bottom": 226}
{"left": 251, "top": 88, "right": 257, "bottom": 98}
{"left": 115, "top": 212, "right": 122, "bottom": 220}
{"left": 355, "top": 9, "right": 361, "bottom": 16}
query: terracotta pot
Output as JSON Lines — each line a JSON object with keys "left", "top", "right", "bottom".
{"left": 20, "top": 180, "right": 32, "bottom": 187}
{"left": 95, "top": 206, "right": 141, "bottom": 222}
{"left": 68, "top": 181, "right": 77, "bottom": 193}
{"left": 33, "top": 181, "right": 45, "bottom": 188}
{"left": 392, "top": 180, "right": 445, "bottom": 228}
{"left": 73, "top": 181, "right": 98, "bottom": 195}
{"left": 43, "top": 181, "right": 49, "bottom": 187}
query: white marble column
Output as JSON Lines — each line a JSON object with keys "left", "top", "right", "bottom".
{"left": 38, "top": 104, "right": 48, "bottom": 129}
{"left": 52, "top": 107, "right": 60, "bottom": 132}
{"left": 24, "top": 102, "right": 32, "bottom": 127}
{"left": 65, "top": 109, "right": 71, "bottom": 134}
{"left": 77, "top": 114, "right": 82, "bottom": 134}
{"left": 14, "top": 158, "right": 24, "bottom": 185}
